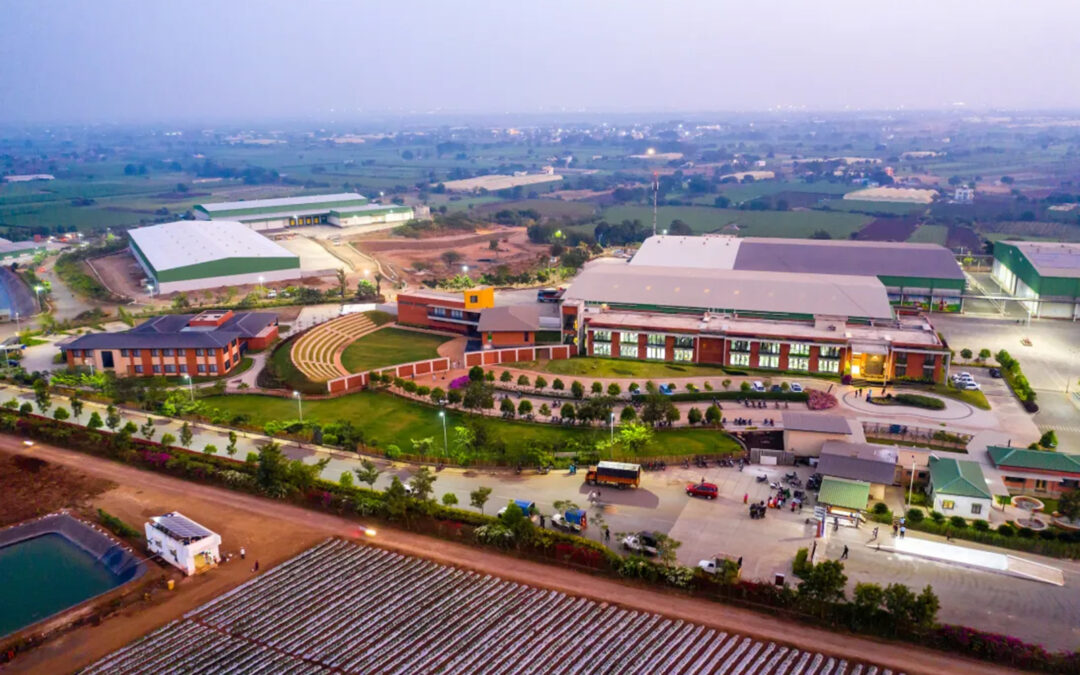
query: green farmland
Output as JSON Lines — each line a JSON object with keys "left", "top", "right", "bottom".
{"left": 597, "top": 205, "right": 871, "bottom": 239}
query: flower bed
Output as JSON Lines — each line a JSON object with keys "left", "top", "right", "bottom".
{"left": 806, "top": 388, "right": 838, "bottom": 410}
{"left": 866, "top": 393, "right": 946, "bottom": 410}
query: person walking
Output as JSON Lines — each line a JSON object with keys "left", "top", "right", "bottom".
{"left": 892, "top": 522, "right": 899, "bottom": 537}
{"left": 840, "top": 545, "right": 849, "bottom": 560}
{"left": 240, "top": 547, "right": 246, "bottom": 560}
{"left": 871, "top": 526, "right": 879, "bottom": 541}
{"left": 539, "top": 514, "right": 545, "bottom": 528}
{"left": 899, "top": 526, "right": 906, "bottom": 538}
{"left": 743, "top": 493, "right": 748, "bottom": 504}
{"left": 603, "top": 526, "right": 610, "bottom": 542}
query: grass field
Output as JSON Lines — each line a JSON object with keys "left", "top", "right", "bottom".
{"left": 596, "top": 205, "right": 870, "bottom": 239}
{"left": 716, "top": 180, "right": 853, "bottom": 203}
{"left": 824, "top": 199, "right": 927, "bottom": 215}
{"left": 932, "top": 382, "right": 991, "bottom": 410}
{"left": 476, "top": 198, "right": 596, "bottom": 219}
{"left": 200, "top": 392, "right": 741, "bottom": 459}
{"left": 906, "top": 224, "right": 950, "bottom": 245}
{"left": 510, "top": 357, "right": 729, "bottom": 380}
{"left": 341, "top": 327, "right": 452, "bottom": 373}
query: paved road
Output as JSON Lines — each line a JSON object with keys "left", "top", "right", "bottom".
{"left": 2, "top": 437, "right": 1025, "bottom": 675}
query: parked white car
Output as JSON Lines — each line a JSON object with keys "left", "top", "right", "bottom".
{"left": 751, "top": 381, "right": 766, "bottom": 392}
{"left": 789, "top": 383, "right": 803, "bottom": 393}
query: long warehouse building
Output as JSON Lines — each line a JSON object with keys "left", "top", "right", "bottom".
{"left": 194, "top": 192, "right": 422, "bottom": 233}
{"left": 991, "top": 240, "right": 1080, "bottom": 319}
{"left": 129, "top": 220, "right": 301, "bottom": 294}
{"left": 631, "top": 235, "right": 966, "bottom": 311}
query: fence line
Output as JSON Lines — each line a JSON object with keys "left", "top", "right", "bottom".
{"left": 464, "top": 344, "right": 577, "bottom": 368}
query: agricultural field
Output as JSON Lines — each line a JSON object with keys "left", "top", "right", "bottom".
{"left": 341, "top": 327, "right": 452, "bottom": 373}
{"left": 714, "top": 180, "right": 853, "bottom": 204}
{"left": 978, "top": 220, "right": 1080, "bottom": 243}
{"left": 85, "top": 539, "right": 881, "bottom": 674}
{"left": 597, "top": 205, "right": 870, "bottom": 239}
{"left": 511, "top": 357, "right": 730, "bottom": 380}
{"left": 200, "top": 392, "right": 739, "bottom": 459}
{"left": 905, "top": 224, "right": 949, "bottom": 245}
{"left": 821, "top": 199, "right": 927, "bottom": 215}
{"left": 853, "top": 217, "right": 918, "bottom": 241}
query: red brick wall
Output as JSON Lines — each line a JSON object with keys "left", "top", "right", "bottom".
{"left": 489, "top": 331, "right": 534, "bottom": 347}
{"left": 698, "top": 337, "right": 725, "bottom": 365}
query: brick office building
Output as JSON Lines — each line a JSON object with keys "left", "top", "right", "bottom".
{"left": 561, "top": 259, "right": 951, "bottom": 383}
{"left": 989, "top": 446, "right": 1080, "bottom": 498}
{"left": 61, "top": 310, "right": 278, "bottom": 377}
{"left": 396, "top": 287, "right": 539, "bottom": 348}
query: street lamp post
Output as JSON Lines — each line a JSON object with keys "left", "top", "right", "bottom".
{"left": 293, "top": 390, "right": 303, "bottom": 422}
{"left": 439, "top": 410, "right": 448, "bottom": 458}
{"left": 609, "top": 412, "right": 615, "bottom": 443}
{"left": 183, "top": 374, "right": 194, "bottom": 402}
{"left": 33, "top": 285, "right": 43, "bottom": 311}
{"left": 258, "top": 275, "right": 265, "bottom": 297}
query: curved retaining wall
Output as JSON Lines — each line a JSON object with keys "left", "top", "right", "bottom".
{"left": 0, "top": 512, "right": 146, "bottom": 583}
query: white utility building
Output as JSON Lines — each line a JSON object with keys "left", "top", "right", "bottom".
{"left": 145, "top": 511, "right": 222, "bottom": 575}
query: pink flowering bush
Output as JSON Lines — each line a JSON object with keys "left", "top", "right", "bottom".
{"left": 806, "top": 389, "right": 837, "bottom": 410}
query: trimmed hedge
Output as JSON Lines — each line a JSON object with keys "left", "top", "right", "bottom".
{"left": 867, "top": 393, "right": 946, "bottom": 410}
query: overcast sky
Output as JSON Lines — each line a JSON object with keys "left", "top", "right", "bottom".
{"left": 2, "top": 0, "right": 1079, "bottom": 124}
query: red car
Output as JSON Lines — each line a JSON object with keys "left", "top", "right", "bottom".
{"left": 686, "top": 482, "right": 719, "bottom": 500}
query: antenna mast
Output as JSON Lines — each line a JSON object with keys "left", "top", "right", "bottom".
{"left": 652, "top": 171, "right": 659, "bottom": 235}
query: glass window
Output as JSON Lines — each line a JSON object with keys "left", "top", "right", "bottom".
{"left": 941, "top": 500, "right": 955, "bottom": 510}
{"left": 151, "top": 349, "right": 160, "bottom": 356}
{"left": 134, "top": 365, "right": 143, "bottom": 373}
{"left": 789, "top": 343, "right": 810, "bottom": 356}
{"left": 179, "top": 365, "right": 188, "bottom": 373}
{"left": 646, "top": 334, "right": 665, "bottom": 346}
{"left": 120, "top": 349, "right": 128, "bottom": 357}
{"left": 818, "top": 358, "right": 840, "bottom": 373}
{"left": 788, "top": 356, "right": 809, "bottom": 371}
{"left": 70, "top": 349, "right": 81, "bottom": 358}
{"left": 821, "top": 346, "right": 841, "bottom": 358}
{"left": 645, "top": 345, "right": 665, "bottom": 360}
{"left": 433, "top": 307, "right": 446, "bottom": 317}
{"left": 894, "top": 352, "right": 908, "bottom": 365}
{"left": 450, "top": 309, "right": 463, "bottom": 319}
{"left": 177, "top": 348, "right": 186, "bottom": 356}
{"left": 224, "top": 360, "right": 231, "bottom": 370}
{"left": 209, "top": 364, "right": 218, "bottom": 373}
{"left": 152, "top": 365, "right": 161, "bottom": 373}
{"left": 593, "top": 330, "right": 611, "bottom": 342}
{"left": 970, "top": 503, "right": 982, "bottom": 515}
{"left": 731, "top": 340, "right": 750, "bottom": 352}
{"left": 196, "top": 348, "right": 204, "bottom": 356}
{"left": 132, "top": 349, "right": 141, "bottom": 357}
{"left": 923, "top": 361, "right": 936, "bottom": 379}
{"left": 1035, "top": 479, "right": 1047, "bottom": 490}
{"left": 673, "top": 348, "right": 693, "bottom": 362}
{"left": 197, "top": 364, "right": 207, "bottom": 373}
{"left": 674, "top": 336, "right": 693, "bottom": 348}
{"left": 593, "top": 342, "right": 611, "bottom": 356}
{"left": 759, "top": 341, "right": 780, "bottom": 355}
{"left": 619, "top": 342, "right": 638, "bottom": 358}
{"left": 729, "top": 352, "right": 750, "bottom": 367}
{"left": 758, "top": 355, "right": 779, "bottom": 369}
{"left": 163, "top": 348, "right": 173, "bottom": 356}
{"left": 620, "top": 331, "right": 638, "bottom": 344}
{"left": 164, "top": 364, "right": 176, "bottom": 373}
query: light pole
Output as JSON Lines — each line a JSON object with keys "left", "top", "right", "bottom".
{"left": 183, "top": 374, "right": 194, "bottom": 402}
{"left": 293, "top": 390, "right": 303, "bottom": 422}
{"left": 13, "top": 312, "right": 19, "bottom": 333}
{"left": 33, "top": 285, "right": 43, "bottom": 311}
{"left": 258, "top": 275, "right": 265, "bottom": 297}
{"left": 461, "top": 265, "right": 469, "bottom": 276}
{"left": 438, "top": 410, "right": 448, "bottom": 458}
{"left": 609, "top": 411, "right": 616, "bottom": 443}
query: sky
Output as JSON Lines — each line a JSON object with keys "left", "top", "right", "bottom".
{"left": 2, "top": 0, "right": 1080, "bottom": 124}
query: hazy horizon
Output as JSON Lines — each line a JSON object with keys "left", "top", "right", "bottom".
{"left": 3, "top": 0, "right": 1080, "bottom": 124}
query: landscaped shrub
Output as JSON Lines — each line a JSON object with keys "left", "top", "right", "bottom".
{"left": 906, "top": 508, "right": 925, "bottom": 523}
{"left": 972, "top": 519, "right": 990, "bottom": 531}
{"left": 930, "top": 510, "right": 945, "bottom": 524}
{"left": 868, "top": 393, "right": 945, "bottom": 410}
{"left": 997, "top": 523, "right": 1015, "bottom": 537}
{"left": 792, "top": 548, "right": 812, "bottom": 577}
{"left": 872, "top": 502, "right": 890, "bottom": 515}
{"left": 948, "top": 515, "right": 967, "bottom": 529}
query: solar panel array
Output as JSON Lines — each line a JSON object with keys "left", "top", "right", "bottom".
{"left": 153, "top": 513, "right": 214, "bottom": 541}
{"left": 84, "top": 538, "right": 902, "bottom": 675}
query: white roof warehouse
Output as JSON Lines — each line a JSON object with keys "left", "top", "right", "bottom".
{"left": 128, "top": 220, "right": 301, "bottom": 294}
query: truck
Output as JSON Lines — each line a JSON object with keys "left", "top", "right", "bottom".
{"left": 552, "top": 508, "right": 587, "bottom": 532}
{"left": 536, "top": 287, "right": 565, "bottom": 303}
{"left": 585, "top": 461, "right": 641, "bottom": 489}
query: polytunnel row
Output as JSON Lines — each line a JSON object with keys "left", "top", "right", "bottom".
{"left": 83, "top": 538, "right": 901, "bottom": 674}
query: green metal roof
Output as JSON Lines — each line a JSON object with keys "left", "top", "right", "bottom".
{"left": 988, "top": 446, "right": 1080, "bottom": 474}
{"left": 330, "top": 205, "right": 412, "bottom": 217}
{"left": 816, "top": 477, "right": 871, "bottom": 510}
{"left": 929, "top": 456, "right": 991, "bottom": 499}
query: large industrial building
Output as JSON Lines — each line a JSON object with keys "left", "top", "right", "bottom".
{"left": 631, "top": 235, "right": 966, "bottom": 311}
{"left": 991, "top": 241, "right": 1080, "bottom": 319}
{"left": 562, "top": 255, "right": 952, "bottom": 384}
{"left": 129, "top": 220, "right": 301, "bottom": 294}
{"left": 194, "top": 192, "right": 421, "bottom": 233}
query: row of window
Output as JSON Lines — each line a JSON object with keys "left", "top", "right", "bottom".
{"left": 594, "top": 330, "right": 693, "bottom": 349}
{"left": 71, "top": 347, "right": 231, "bottom": 358}
{"left": 939, "top": 499, "right": 982, "bottom": 515}
{"left": 133, "top": 362, "right": 224, "bottom": 375}
{"left": 431, "top": 307, "right": 466, "bottom": 319}
{"left": 728, "top": 340, "right": 832, "bottom": 357}
{"left": 728, "top": 352, "right": 840, "bottom": 373}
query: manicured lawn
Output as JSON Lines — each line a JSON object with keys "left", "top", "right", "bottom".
{"left": 906, "top": 224, "right": 949, "bottom": 245}
{"left": 932, "top": 382, "right": 991, "bottom": 410}
{"left": 341, "top": 327, "right": 451, "bottom": 373}
{"left": 200, "top": 392, "right": 740, "bottom": 459}
{"left": 510, "top": 357, "right": 729, "bottom": 380}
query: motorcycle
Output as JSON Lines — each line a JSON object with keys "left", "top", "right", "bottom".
{"left": 756, "top": 474, "right": 768, "bottom": 483}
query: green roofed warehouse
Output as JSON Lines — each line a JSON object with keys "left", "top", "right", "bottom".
{"left": 991, "top": 241, "right": 1080, "bottom": 319}
{"left": 194, "top": 192, "right": 424, "bottom": 234}
{"left": 128, "top": 220, "right": 301, "bottom": 294}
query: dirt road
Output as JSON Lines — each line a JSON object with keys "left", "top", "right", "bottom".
{"left": 1, "top": 437, "right": 1023, "bottom": 675}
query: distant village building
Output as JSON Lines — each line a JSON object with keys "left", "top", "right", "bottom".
{"left": 953, "top": 186, "right": 975, "bottom": 203}
{"left": 3, "top": 173, "right": 55, "bottom": 182}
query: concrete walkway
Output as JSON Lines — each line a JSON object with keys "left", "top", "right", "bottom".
{"left": 871, "top": 535, "right": 1065, "bottom": 586}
